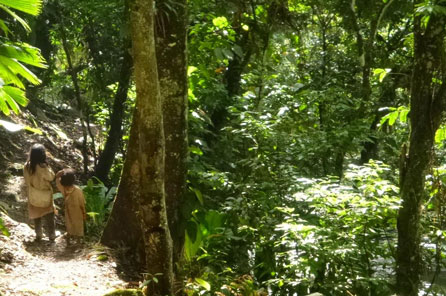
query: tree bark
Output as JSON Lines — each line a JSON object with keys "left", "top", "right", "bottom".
{"left": 396, "top": 5, "right": 446, "bottom": 295}
{"left": 155, "top": 0, "right": 188, "bottom": 274}
{"left": 59, "top": 25, "right": 89, "bottom": 174}
{"left": 94, "top": 39, "right": 132, "bottom": 183}
{"left": 130, "top": 0, "right": 173, "bottom": 294}
{"left": 100, "top": 105, "right": 145, "bottom": 265}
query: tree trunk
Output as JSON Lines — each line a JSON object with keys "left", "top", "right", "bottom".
{"left": 100, "top": 105, "right": 145, "bottom": 266}
{"left": 155, "top": 0, "right": 188, "bottom": 274}
{"left": 59, "top": 25, "right": 89, "bottom": 174}
{"left": 130, "top": 0, "right": 173, "bottom": 294}
{"left": 95, "top": 40, "right": 132, "bottom": 183}
{"left": 396, "top": 6, "right": 446, "bottom": 295}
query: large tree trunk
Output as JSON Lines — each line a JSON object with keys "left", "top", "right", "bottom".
{"left": 130, "top": 0, "right": 173, "bottom": 294}
{"left": 155, "top": 0, "right": 188, "bottom": 273}
{"left": 396, "top": 5, "right": 446, "bottom": 295}
{"left": 100, "top": 105, "right": 145, "bottom": 265}
{"left": 94, "top": 40, "right": 132, "bottom": 183}
{"left": 101, "top": 3, "right": 188, "bottom": 289}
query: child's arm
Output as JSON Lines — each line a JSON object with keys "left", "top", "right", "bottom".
{"left": 55, "top": 170, "right": 64, "bottom": 193}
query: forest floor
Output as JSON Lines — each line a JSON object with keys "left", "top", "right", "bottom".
{"left": 0, "top": 100, "right": 136, "bottom": 295}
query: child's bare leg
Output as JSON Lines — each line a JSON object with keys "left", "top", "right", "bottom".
{"left": 44, "top": 212, "right": 56, "bottom": 241}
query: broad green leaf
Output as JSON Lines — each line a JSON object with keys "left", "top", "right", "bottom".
{"left": 373, "top": 68, "right": 391, "bottom": 82}
{"left": 187, "top": 66, "right": 198, "bottom": 76}
{"left": 191, "top": 187, "right": 204, "bottom": 205}
{"left": 399, "top": 108, "right": 409, "bottom": 123}
{"left": 195, "top": 278, "right": 211, "bottom": 291}
{"left": 205, "top": 210, "right": 224, "bottom": 233}
{"left": 388, "top": 110, "right": 399, "bottom": 126}
{"left": 222, "top": 48, "right": 233, "bottom": 60}
{"left": 184, "top": 226, "right": 203, "bottom": 260}
{"left": 212, "top": 16, "right": 228, "bottom": 29}
{"left": 435, "top": 126, "right": 446, "bottom": 144}
{"left": 189, "top": 145, "right": 203, "bottom": 156}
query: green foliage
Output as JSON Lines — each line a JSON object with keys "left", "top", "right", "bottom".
{"left": 0, "top": 0, "right": 46, "bottom": 116}
{"left": 271, "top": 162, "right": 399, "bottom": 295}
{"left": 379, "top": 106, "right": 409, "bottom": 127}
{"left": 0, "top": 216, "right": 9, "bottom": 236}
{"left": 185, "top": 157, "right": 400, "bottom": 295}
{"left": 81, "top": 178, "right": 116, "bottom": 236}
{"left": 184, "top": 209, "right": 226, "bottom": 261}
{"left": 0, "top": 0, "right": 42, "bottom": 17}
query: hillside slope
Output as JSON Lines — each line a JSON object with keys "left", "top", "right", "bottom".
{"left": 0, "top": 100, "right": 131, "bottom": 296}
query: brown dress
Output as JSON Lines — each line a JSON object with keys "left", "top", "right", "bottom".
{"left": 23, "top": 163, "right": 55, "bottom": 219}
{"left": 56, "top": 180, "right": 86, "bottom": 237}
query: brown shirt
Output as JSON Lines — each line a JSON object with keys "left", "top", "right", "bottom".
{"left": 23, "top": 163, "right": 55, "bottom": 219}
{"left": 56, "top": 180, "right": 86, "bottom": 237}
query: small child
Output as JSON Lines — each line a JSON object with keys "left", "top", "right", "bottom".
{"left": 55, "top": 168, "right": 86, "bottom": 245}
{"left": 23, "top": 144, "right": 56, "bottom": 242}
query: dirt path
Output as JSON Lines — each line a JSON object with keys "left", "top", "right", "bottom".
{"left": 0, "top": 170, "right": 130, "bottom": 296}
{"left": 0, "top": 213, "right": 127, "bottom": 296}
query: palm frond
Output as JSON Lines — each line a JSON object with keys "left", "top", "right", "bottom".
{"left": 3, "top": 86, "right": 28, "bottom": 106}
{"left": 0, "top": 55, "right": 41, "bottom": 85}
{"left": 0, "top": 20, "right": 10, "bottom": 36}
{"left": 0, "top": 0, "right": 41, "bottom": 16}
{"left": 3, "top": 88, "right": 20, "bottom": 114}
{"left": 0, "top": 88, "right": 10, "bottom": 115}
{"left": 0, "top": 42, "right": 47, "bottom": 68}
{"left": 0, "top": 58, "right": 26, "bottom": 88}
{"left": 0, "top": 4, "right": 31, "bottom": 32}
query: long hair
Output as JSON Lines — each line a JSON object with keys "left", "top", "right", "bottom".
{"left": 27, "top": 144, "right": 47, "bottom": 175}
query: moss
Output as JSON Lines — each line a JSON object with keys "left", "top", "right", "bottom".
{"left": 96, "top": 254, "right": 108, "bottom": 261}
{"left": 102, "top": 289, "right": 144, "bottom": 296}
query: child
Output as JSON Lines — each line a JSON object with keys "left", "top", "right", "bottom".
{"left": 56, "top": 168, "right": 86, "bottom": 245}
{"left": 23, "top": 143, "right": 56, "bottom": 242}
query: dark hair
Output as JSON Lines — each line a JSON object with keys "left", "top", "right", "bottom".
{"left": 60, "top": 168, "right": 76, "bottom": 187}
{"left": 27, "top": 144, "right": 47, "bottom": 174}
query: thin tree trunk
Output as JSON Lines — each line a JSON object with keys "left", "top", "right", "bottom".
{"left": 95, "top": 40, "right": 132, "bottom": 183}
{"left": 396, "top": 5, "right": 446, "bottom": 295}
{"left": 155, "top": 0, "right": 188, "bottom": 277}
{"left": 59, "top": 25, "right": 89, "bottom": 174}
{"left": 131, "top": 0, "right": 173, "bottom": 294}
{"left": 86, "top": 111, "right": 98, "bottom": 166}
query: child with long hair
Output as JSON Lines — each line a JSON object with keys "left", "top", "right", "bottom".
{"left": 23, "top": 143, "right": 56, "bottom": 242}
{"left": 55, "top": 168, "right": 86, "bottom": 245}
